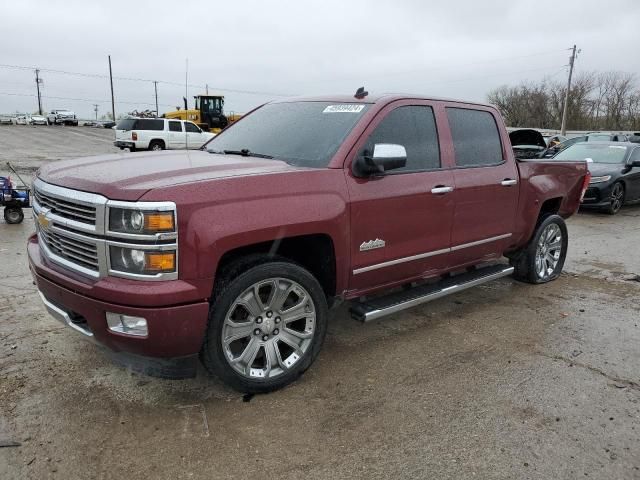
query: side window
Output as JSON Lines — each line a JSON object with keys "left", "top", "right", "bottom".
{"left": 135, "top": 119, "right": 164, "bottom": 131}
{"left": 446, "top": 108, "right": 503, "bottom": 167}
{"left": 185, "top": 122, "right": 200, "bottom": 133}
{"left": 630, "top": 148, "right": 640, "bottom": 162}
{"left": 362, "top": 105, "right": 440, "bottom": 172}
{"left": 169, "top": 121, "right": 182, "bottom": 132}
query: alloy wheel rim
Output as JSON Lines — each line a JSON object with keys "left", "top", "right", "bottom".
{"left": 152, "top": 144, "right": 162, "bottom": 151}
{"left": 7, "top": 211, "right": 20, "bottom": 222}
{"left": 611, "top": 184, "right": 623, "bottom": 212}
{"left": 221, "top": 277, "right": 316, "bottom": 380}
{"left": 535, "top": 223, "right": 562, "bottom": 280}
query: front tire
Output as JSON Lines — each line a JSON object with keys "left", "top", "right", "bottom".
{"left": 4, "top": 207, "right": 24, "bottom": 224}
{"left": 201, "top": 258, "right": 328, "bottom": 393}
{"left": 604, "top": 182, "right": 624, "bottom": 215}
{"left": 510, "top": 214, "right": 568, "bottom": 284}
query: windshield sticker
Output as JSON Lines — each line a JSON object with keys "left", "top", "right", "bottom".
{"left": 323, "top": 104, "right": 365, "bottom": 114}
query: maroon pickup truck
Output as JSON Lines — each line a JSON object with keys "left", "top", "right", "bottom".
{"left": 28, "top": 93, "right": 590, "bottom": 392}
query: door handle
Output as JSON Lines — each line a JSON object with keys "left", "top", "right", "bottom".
{"left": 501, "top": 179, "right": 517, "bottom": 186}
{"left": 431, "top": 186, "right": 454, "bottom": 194}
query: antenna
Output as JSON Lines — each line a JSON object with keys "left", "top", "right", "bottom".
{"left": 354, "top": 86, "right": 368, "bottom": 99}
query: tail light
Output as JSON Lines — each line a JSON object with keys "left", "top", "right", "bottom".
{"left": 132, "top": 132, "right": 138, "bottom": 141}
{"left": 579, "top": 171, "right": 591, "bottom": 202}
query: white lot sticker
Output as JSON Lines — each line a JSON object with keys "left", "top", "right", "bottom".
{"left": 609, "top": 146, "right": 627, "bottom": 149}
{"left": 323, "top": 104, "right": 365, "bottom": 113}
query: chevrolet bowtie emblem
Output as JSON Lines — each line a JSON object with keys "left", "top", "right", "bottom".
{"left": 38, "top": 210, "right": 51, "bottom": 229}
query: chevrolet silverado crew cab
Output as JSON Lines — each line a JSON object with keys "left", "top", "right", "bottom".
{"left": 47, "top": 109, "right": 78, "bottom": 126}
{"left": 28, "top": 92, "right": 590, "bottom": 393}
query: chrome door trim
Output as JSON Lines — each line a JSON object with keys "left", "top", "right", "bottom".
{"left": 353, "top": 233, "right": 512, "bottom": 275}
{"left": 431, "top": 186, "right": 454, "bottom": 194}
{"left": 450, "top": 233, "right": 512, "bottom": 252}
{"left": 500, "top": 179, "right": 517, "bottom": 186}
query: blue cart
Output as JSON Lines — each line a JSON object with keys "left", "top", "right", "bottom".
{"left": 1, "top": 163, "right": 30, "bottom": 224}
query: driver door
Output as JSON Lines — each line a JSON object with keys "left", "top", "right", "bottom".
{"left": 345, "top": 101, "right": 454, "bottom": 294}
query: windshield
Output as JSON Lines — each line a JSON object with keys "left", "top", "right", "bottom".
{"left": 553, "top": 143, "right": 629, "bottom": 164}
{"left": 205, "top": 101, "right": 370, "bottom": 168}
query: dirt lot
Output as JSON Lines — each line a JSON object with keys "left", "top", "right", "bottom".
{"left": 1, "top": 127, "right": 639, "bottom": 479}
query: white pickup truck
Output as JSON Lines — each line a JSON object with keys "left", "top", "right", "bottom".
{"left": 47, "top": 109, "right": 78, "bottom": 126}
{"left": 114, "top": 118, "right": 215, "bottom": 151}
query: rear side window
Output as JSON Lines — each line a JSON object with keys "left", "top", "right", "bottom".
{"left": 134, "top": 119, "right": 165, "bottom": 131}
{"left": 169, "top": 121, "right": 182, "bottom": 132}
{"left": 363, "top": 105, "right": 440, "bottom": 172}
{"left": 447, "top": 108, "right": 503, "bottom": 167}
{"left": 116, "top": 119, "right": 136, "bottom": 130}
{"left": 185, "top": 122, "right": 200, "bottom": 133}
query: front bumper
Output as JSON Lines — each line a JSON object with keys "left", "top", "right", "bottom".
{"left": 581, "top": 182, "right": 614, "bottom": 208}
{"left": 28, "top": 234, "right": 210, "bottom": 378}
{"left": 114, "top": 140, "right": 135, "bottom": 149}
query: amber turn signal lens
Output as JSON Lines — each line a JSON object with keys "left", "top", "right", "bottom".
{"left": 144, "top": 212, "right": 174, "bottom": 231}
{"left": 144, "top": 252, "right": 176, "bottom": 272}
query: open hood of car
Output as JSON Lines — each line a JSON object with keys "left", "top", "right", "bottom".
{"left": 509, "top": 129, "right": 547, "bottom": 149}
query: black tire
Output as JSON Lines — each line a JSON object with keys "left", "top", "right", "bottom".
{"left": 201, "top": 256, "right": 328, "bottom": 393}
{"left": 604, "top": 182, "right": 624, "bottom": 215}
{"left": 148, "top": 140, "right": 165, "bottom": 151}
{"left": 4, "top": 207, "right": 24, "bottom": 224}
{"left": 510, "top": 214, "right": 568, "bottom": 284}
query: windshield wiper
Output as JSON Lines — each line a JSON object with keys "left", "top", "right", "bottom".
{"left": 210, "top": 148, "right": 273, "bottom": 159}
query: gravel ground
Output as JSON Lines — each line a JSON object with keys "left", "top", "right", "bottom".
{"left": 1, "top": 127, "right": 639, "bottom": 479}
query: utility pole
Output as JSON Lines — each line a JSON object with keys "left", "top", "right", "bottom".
{"left": 93, "top": 104, "right": 99, "bottom": 120}
{"left": 560, "top": 44, "right": 577, "bottom": 136}
{"left": 153, "top": 81, "right": 159, "bottom": 118}
{"left": 108, "top": 55, "right": 116, "bottom": 121}
{"left": 206, "top": 83, "right": 209, "bottom": 95}
{"left": 35, "top": 69, "right": 43, "bottom": 115}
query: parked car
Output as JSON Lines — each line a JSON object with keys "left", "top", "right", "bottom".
{"left": 628, "top": 132, "right": 640, "bottom": 143}
{"left": 114, "top": 117, "right": 215, "bottom": 151}
{"left": 509, "top": 129, "right": 548, "bottom": 159}
{"left": 0, "top": 115, "right": 13, "bottom": 125}
{"left": 15, "top": 115, "right": 28, "bottom": 125}
{"left": 29, "top": 93, "right": 589, "bottom": 393}
{"left": 29, "top": 114, "right": 47, "bottom": 125}
{"left": 99, "top": 120, "right": 116, "bottom": 129}
{"left": 551, "top": 142, "right": 640, "bottom": 214}
{"left": 47, "top": 109, "right": 78, "bottom": 126}
{"left": 542, "top": 132, "right": 628, "bottom": 158}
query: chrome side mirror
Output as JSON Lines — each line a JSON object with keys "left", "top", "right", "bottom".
{"left": 354, "top": 143, "right": 407, "bottom": 177}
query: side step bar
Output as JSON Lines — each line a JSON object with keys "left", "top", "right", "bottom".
{"left": 350, "top": 264, "right": 514, "bottom": 322}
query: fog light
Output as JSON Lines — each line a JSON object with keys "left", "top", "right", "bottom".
{"left": 106, "top": 312, "right": 148, "bottom": 337}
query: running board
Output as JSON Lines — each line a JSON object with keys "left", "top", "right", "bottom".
{"left": 349, "top": 264, "right": 514, "bottom": 322}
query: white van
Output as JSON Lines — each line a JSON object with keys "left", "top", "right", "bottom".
{"left": 114, "top": 118, "right": 215, "bottom": 151}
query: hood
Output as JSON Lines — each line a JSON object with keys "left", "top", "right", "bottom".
{"left": 509, "top": 129, "right": 547, "bottom": 149}
{"left": 587, "top": 162, "right": 624, "bottom": 176}
{"left": 37, "top": 150, "right": 301, "bottom": 201}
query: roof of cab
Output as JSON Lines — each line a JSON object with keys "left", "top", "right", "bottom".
{"left": 271, "top": 93, "right": 495, "bottom": 108}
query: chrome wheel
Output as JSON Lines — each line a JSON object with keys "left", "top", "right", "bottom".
{"left": 221, "top": 277, "right": 316, "bottom": 380}
{"left": 610, "top": 183, "right": 624, "bottom": 213}
{"left": 150, "top": 143, "right": 163, "bottom": 151}
{"left": 535, "top": 223, "right": 562, "bottom": 280}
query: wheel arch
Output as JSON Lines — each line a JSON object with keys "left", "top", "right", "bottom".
{"left": 214, "top": 234, "right": 338, "bottom": 300}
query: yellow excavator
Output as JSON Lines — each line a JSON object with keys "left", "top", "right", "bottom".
{"left": 164, "top": 95, "right": 242, "bottom": 133}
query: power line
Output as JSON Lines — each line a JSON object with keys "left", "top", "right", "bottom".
{"left": 0, "top": 62, "right": 293, "bottom": 97}
{"left": 0, "top": 91, "right": 176, "bottom": 107}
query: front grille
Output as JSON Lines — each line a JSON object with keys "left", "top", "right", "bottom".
{"left": 39, "top": 227, "right": 99, "bottom": 271}
{"left": 34, "top": 188, "right": 96, "bottom": 225}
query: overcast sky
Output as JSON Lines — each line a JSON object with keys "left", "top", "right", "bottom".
{"left": 1, "top": 0, "right": 639, "bottom": 119}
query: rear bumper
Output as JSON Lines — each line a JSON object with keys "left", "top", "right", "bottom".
{"left": 114, "top": 140, "right": 135, "bottom": 149}
{"left": 28, "top": 234, "right": 210, "bottom": 377}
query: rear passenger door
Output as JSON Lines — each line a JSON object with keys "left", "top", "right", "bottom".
{"left": 444, "top": 105, "right": 519, "bottom": 268}
{"left": 346, "top": 101, "right": 455, "bottom": 293}
{"left": 168, "top": 120, "right": 185, "bottom": 149}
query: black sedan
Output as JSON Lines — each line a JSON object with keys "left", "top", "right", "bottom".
{"left": 552, "top": 142, "right": 640, "bottom": 214}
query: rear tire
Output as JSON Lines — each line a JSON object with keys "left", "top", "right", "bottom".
{"left": 148, "top": 140, "right": 165, "bottom": 151}
{"left": 201, "top": 257, "right": 328, "bottom": 393}
{"left": 4, "top": 207, "right": 24, "bottom": 224}
{"left": 510, "top": 214, "right": 568, "bottom": 284}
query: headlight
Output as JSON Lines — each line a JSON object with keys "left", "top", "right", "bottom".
{"left": 589, "top": 175, "right": 612, "bottom": 184}
{"left": 110, "top": 246, "right": 176, "bottom": 275}
{"left": 109, "top": 207, "right": 175, "bottom": 234}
